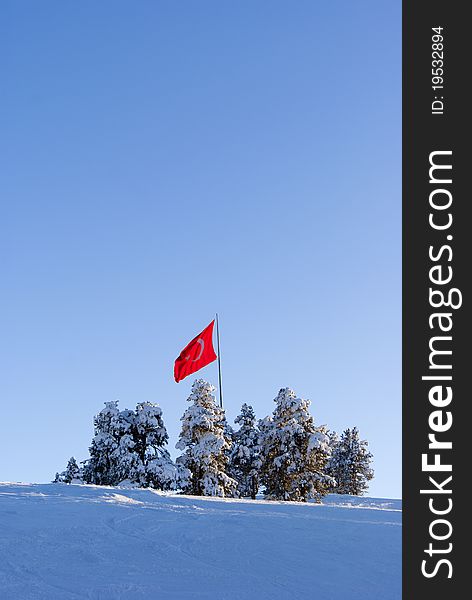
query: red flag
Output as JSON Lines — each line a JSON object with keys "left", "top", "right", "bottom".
{"left": 174, "top": 320, "right": 217, "bottom": 383}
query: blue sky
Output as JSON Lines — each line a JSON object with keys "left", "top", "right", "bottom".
{"left": 0, "top": 1, "right": 401, "bottom": 498}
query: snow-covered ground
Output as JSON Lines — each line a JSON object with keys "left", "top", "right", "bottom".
{"left": 0, "top": 482, "right": 401, "bottom": 600}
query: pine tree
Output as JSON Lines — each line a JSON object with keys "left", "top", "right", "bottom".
{"left": 229, "top": 404, "right": 261, "bottom": 499}
{"left": 323, "top": 429, "right": 339, "bottom": 493}
{"left": 83, "top": 400, "right": 185, "bottom": 490}
{"left": 53, "top": 457, "right": 82, "bottom": 483}
{"left": 110, "top": 408, "right": 141, "bottom": 485}
{"left": 63, "top": 457, "right": 81, "bottom": 483}
{"left": 84, "top": 401, "right": 121, "bottom": 485}
{"left": 327, "top": 427, "right": 374, "bottom": 495}
{"left": 176, "top": 379, "right": 236, "bottom": 497}
{"left": 259, "top": 388, "right": 333, "bottom": 502}
{"left": 134, "top": 401, "right": 187, "bottom": 491}
{"left": 326, "top": 429, "right": 339, "bottom": 451}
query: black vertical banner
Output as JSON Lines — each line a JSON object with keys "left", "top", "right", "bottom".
{"left": 403, "top": 1, "right": 468, "bottom": 597}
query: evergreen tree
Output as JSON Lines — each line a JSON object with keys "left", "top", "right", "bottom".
{"left": 84, "top": 401, "right": 121, "bottom": 485}
{"left": 258, "top": 388, "right": 333, "bottom": 502}
{"left": 134, "top": 401, "right": 188, "bottom": 490}
{"left": 83, "top": 400, "right": 185, "bottom": 490}
{"left": 111, "top": 408, "right": 141, "bottom": 485}
{"left": 53, "top": 457, "right": 82, "bottom": 483}
{"left": 176, "top": 379, "right": 236, "bottom": 497}
{"left": 323, "top": 429, "right": 339, "bottom": 492}
{"left": 327, "top": 427, "right": 374, "bottom": 495}
{"left": 326, "top": 429, "right": 339, "bottom": 451}
{"left": 64, "top": 457, "right": 81, "bottom": 483}
{"left": 229, "top": 404, "right": 261, "bottom": 499}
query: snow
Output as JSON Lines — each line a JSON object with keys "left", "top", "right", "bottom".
{"left": 0, "top": 482, "right": 401, "bottom": 599}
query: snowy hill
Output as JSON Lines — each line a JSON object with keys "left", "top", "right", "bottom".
{"left": 0, "top": 482, "right": 401, "bottom": 600}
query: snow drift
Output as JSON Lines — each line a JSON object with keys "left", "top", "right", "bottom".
{"left": 0, "top": 482, "right": 401, "bottom": 600}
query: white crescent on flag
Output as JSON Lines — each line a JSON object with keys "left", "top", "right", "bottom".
{"left": 185, "top": 338, "right": 205, "bottom": 361}
{"left": 193, "top": 338, "right": 205, "bottom": 361}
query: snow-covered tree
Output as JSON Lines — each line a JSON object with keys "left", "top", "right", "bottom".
{"left": 83, "top": 401, "right": 121, "bottom": 485}
{"left": 134, "top": 402, "right": 168, "bottom": 464}
{"left": 110, "top": 408, "right": 141, "bottom": 485}
{"left": 327, "top": 427, "right": 374, "bottom": 495}
{"left": 64, "top": 456, "right": 82, "bottom": 483}
{"left": 259, "top": 388, "right": 333, "bottom": 502}
{"left": 229, "top": 404, "right": 261, "bottom": 499}
{"left": 326, "top": 429, "right": 339, "bottom": 460}
{"left": 82, "top": 400, "right": 184, "bottom": 490}
{"left": 53, "top": 457, "right": 82, "bottom": 484}
{"left": 322, "top": 430, "right": 340, "bottom": 493}
{"left": 134, "top": 402, "right": 188, "bottom": 490}
{"left": 176, "top": 379, "right": 236, "bottom": 497}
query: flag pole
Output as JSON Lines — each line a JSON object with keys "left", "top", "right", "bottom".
{"left": 215, "top": 313, "right": 223, "bottom": 409}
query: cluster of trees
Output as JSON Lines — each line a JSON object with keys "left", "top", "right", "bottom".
{"left": 55, "top": 400, "right": 187, "bottom": 490}
{"left": 54, "top": 379, "right": 373, "bottom": 502}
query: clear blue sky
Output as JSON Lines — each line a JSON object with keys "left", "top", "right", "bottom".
{"left": 0, "top": 1, "right": 401, "bottom": 498}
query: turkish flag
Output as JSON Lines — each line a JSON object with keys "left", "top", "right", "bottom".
{"left": 174, "top": 320, "right": 217, "bottom": 383}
